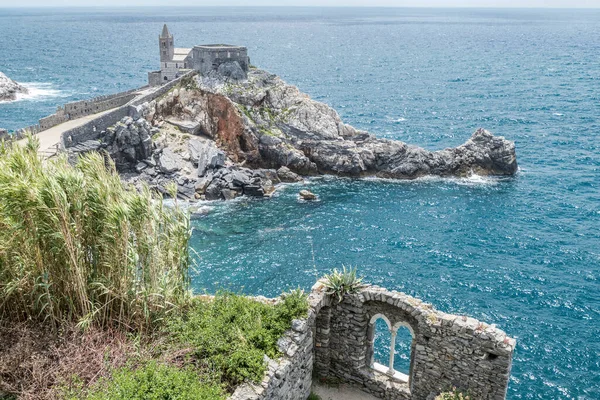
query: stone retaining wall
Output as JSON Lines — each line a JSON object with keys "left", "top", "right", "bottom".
{"left": 61, "top": 71, "right": 197, "bottom": 149}
{"left": 130, "top": 70, "right": 196, "bottom": 106}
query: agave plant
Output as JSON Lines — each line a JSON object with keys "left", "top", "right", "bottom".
{"left": 321, "top": 266, "right": 366, "bottom": 302}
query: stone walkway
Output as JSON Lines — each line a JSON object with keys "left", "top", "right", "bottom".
{"left": 312, "top": 383, "right": 379, "bottom": 400}
{"left": 17, "top": 108, "right": 117, "bottom": 158}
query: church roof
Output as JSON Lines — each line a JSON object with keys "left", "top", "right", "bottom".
{"left": 161, "top": 24, "right": 171, "bottom": 38}
{"left": 173, "top": 48, "right": 192, "bottom": 62}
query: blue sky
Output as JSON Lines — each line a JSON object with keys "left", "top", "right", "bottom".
{"left": 0, "top": 0, "right": 598, "bottom": 7}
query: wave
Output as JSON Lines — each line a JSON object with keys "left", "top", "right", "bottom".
{"left": 4, "top": 82, "right": 69, "bottom": 103}
{"left": 361, "top": 172, "right": 507, "bottom": 187}
{"left": 385, "top": 116, "right": 407, "bottom": 123}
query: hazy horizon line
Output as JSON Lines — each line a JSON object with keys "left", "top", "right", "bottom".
{"left": 1, "top": 5, "right": 600, "bottom": 9}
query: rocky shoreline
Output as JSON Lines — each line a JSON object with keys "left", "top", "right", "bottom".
{"left": 0, "top": 71, "right": 28, "bottom": 102}
{"left": 67, "top": 68, "right": 518, "bottom": 201}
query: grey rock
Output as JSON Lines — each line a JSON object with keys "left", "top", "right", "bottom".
{"left": 216, "top": 61, "right": 246, "bottom": 81}
{"left": 277, "top": 166, "right": 303, "bottom": 183}
{"left": 208, "top": 150, "right": 226, "bottom": 170}
{"left": 0, "top": 71, "right": 28, "bottom": 101}
{"left": 188, "top": 139, "right": 203, "bottom": 166}
{"left": 158, "top": 148, "right": 180, "bottom": 174}
{"left": 166, "top": 118, "right": 201, "bottom": 134}
{"left": 299, "top": 190, "right": 317, "bottom": 201}
{"left": 135, "top": 162, "right": 147, "bottom": 173}
{"left": 196, "top": 68, "right": 518, "bottom": 180}
{"left": 291, "top": 319, "right": 307, "bottom": 332}
{"left": 231, "top": 169, "right": 252, "bottom": 186}
{"left": 204, "top": 178, "right": 226, "bottom": 200}
{"left": 197, "top": 140, "right": 227, "bottom": 176}
{"left": 221, "top": 188, "right": 240, "bottom": 200}
{"left": 244, "top": 185, "right": 264, "bottom": 197}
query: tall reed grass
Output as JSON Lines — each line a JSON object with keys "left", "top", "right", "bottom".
{"left": 0, "top": 138, "right": 191, "bottom": 331}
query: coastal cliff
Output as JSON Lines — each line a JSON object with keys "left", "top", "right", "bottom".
{"left": 71, "top": 68, "right": 517, "bottom": 201}
{"left": 0, "top": 72, "right": 28, "bottom": 102}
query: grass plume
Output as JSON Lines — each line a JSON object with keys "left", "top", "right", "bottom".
{"left": 0, "top": 137, "right": 191, "bottom": 331}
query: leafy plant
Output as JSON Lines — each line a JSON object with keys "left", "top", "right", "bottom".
{"left": 164, "top": 291, "right": 308, "bottom": 388}
{"left": 321, "top": 266, "right": 366, "bottom": 302}
{"left": 81, "top": 362, "right": 224, "bottom": 400}
{"left": 435, "top": 387, "right": 471, "bottom": 400}
{"left": 307, "top": 392, "right": 322, "bottom": 400}
{"left": 0, "top": 136, "right": 191, "bottom": 331}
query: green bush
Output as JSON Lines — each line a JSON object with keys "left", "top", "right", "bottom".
{"left": 82, "top": 362, "right": 224, "bottom": 400}
{"left": 435, "top": 388, "right": 471, "bottom": 400}
{"left": 321, "top": 266, "right": 365, "bottom": 302}
{"left": 0, "top": 138, "right": 191, "bottom": 330}
{"left": 165, "top": 290, "right": 308, "bottom": 387}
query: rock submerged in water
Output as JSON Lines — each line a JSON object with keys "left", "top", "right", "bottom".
{"left": 0, "top": 71, "right": 28, "bottom": 102}
{"left": 299, "top": 190, "right": 317, "bottom": 201}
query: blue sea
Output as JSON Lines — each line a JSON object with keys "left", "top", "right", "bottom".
{"left": 1, "top": 7, "right": 599, "bottom": 399}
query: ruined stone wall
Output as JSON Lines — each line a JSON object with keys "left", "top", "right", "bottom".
{"left": 312, "top": 285, "right": 515, "bottom": 400}
{"left": 229, "top": 316, "right": 313, "bottom": 400}
{"left": 227, "top": 284, "right": 514, "bottom": 400}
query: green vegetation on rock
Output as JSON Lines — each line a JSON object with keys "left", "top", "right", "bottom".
{"left": 164, "top": 290, "right": 308, "bottom": 388}
{"left": 321, "top": 266, "right": 365, "bottom": 302}
{"left": 81, "top": 362, "right": 225, "bottom": 400}
{"left": 0, "top": 138, "right": 309, "bottom": 399}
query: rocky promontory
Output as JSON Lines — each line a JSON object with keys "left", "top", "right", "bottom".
{"left": 0, "top": 72, "right": 28, "bottom": 102}
{"left": 69, "top": 68, "right": 517, "bottom": 201}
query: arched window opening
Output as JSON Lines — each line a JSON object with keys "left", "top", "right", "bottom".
{"left": 372, "top": 317, "right": 391, "bottom": 368}
{"left": 393, "top": 325, "right": 413, "bottom": 376}
{"left": 368, "top": 314, "right": 414, "bottom": 385}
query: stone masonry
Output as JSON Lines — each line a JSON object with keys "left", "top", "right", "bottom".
{"left": 227, "top": 283, "right": 515, "bottom": 400}
{"left": 311, "top": 284, "right": 516, "bottom": 400}
{"left": 148, "top": 25, "right": 249, "bottom": 86}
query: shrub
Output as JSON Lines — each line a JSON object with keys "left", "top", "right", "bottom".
{"left": 321, "top": 266, "right": 365, "bottom": 302}
{"left": 81, "top": 362, "right": 224, "bottom": 400}
{"left": 435, "top": 388, "right": 471, "bottom": 400}
{"left": 164, "top": 290, "right": 308, "bottom": 388}
{"left": 0, "top": 137, "right": 191, "bottom": 331}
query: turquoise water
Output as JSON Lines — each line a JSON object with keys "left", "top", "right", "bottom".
{"left": 1, "top": 7, "right": 599, "bottom": 399}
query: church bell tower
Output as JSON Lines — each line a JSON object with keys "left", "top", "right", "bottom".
{"left": 159, "top": 24, "right": 174, "bottom": 62}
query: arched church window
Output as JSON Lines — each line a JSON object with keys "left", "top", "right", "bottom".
{"left": 367, "top": 314, "right": 413, "bottom": 385}
{"left": 392, "top": 324, "right": 413, "bottom": 376}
